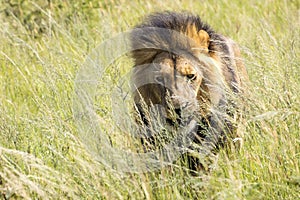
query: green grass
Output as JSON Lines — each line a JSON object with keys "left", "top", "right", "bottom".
{"left": 0, "top": 0, "right": 299, "bottom": 199}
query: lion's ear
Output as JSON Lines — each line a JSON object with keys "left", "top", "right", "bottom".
{"left": 197, "top": 30, "right": 210, "bottom": 51}
{"left": 186, "top": 25, "right": 210, "bottom": 53}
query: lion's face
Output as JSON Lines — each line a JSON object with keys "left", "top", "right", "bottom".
{"left": 152, "top": 52, "right": 202, "bottom": 110}
{"left": 133, "top": 50, "right": 216, "bottom": 125}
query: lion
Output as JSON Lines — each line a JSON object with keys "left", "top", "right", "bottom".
{"left": 130, "top": 11, "right": 248, "bottom": 171}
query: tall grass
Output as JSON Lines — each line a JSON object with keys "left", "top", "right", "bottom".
{"left": 0, "top": 0, "right": 299, "bottom": 199}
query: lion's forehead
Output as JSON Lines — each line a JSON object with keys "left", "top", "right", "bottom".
{"left": 154, "top": 52, "right": 206, "bottom": 77}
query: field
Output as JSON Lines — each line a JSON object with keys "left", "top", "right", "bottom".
{"left": 0, "top": 0, "right": 299, "bottom": 199}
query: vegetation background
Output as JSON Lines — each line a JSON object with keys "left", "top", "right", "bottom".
{"left": 0, "top": 0, "right": 299, "bottom": 199}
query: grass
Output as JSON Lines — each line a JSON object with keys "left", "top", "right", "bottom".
{"left": 0, "top": 0, "right": 299, "bottom": 199}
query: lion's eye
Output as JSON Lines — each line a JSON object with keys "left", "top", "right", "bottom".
{"left": 186, "top": 74, "right": 197, "bottom": 81}
{"left": 155, "top": 76, "right": 164, "bottom": 84}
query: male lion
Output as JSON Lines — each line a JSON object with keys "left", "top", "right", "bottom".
{"left": 131, "top": 12, "right": 248, "bottom": 171}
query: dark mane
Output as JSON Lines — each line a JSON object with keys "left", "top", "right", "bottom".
{"left": 131, "top": 11, "right": 228, "bottom": 65}
{"left": 135, "top": 11, "right": 214, "bottom": 35}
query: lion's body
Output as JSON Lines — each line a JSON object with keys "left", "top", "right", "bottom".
{"left": 131, "top": 12, "right": 248, "bottom": 171}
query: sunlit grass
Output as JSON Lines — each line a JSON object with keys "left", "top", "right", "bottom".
{"left": 0, "top": 0, "right": 299, "bottom": 199}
